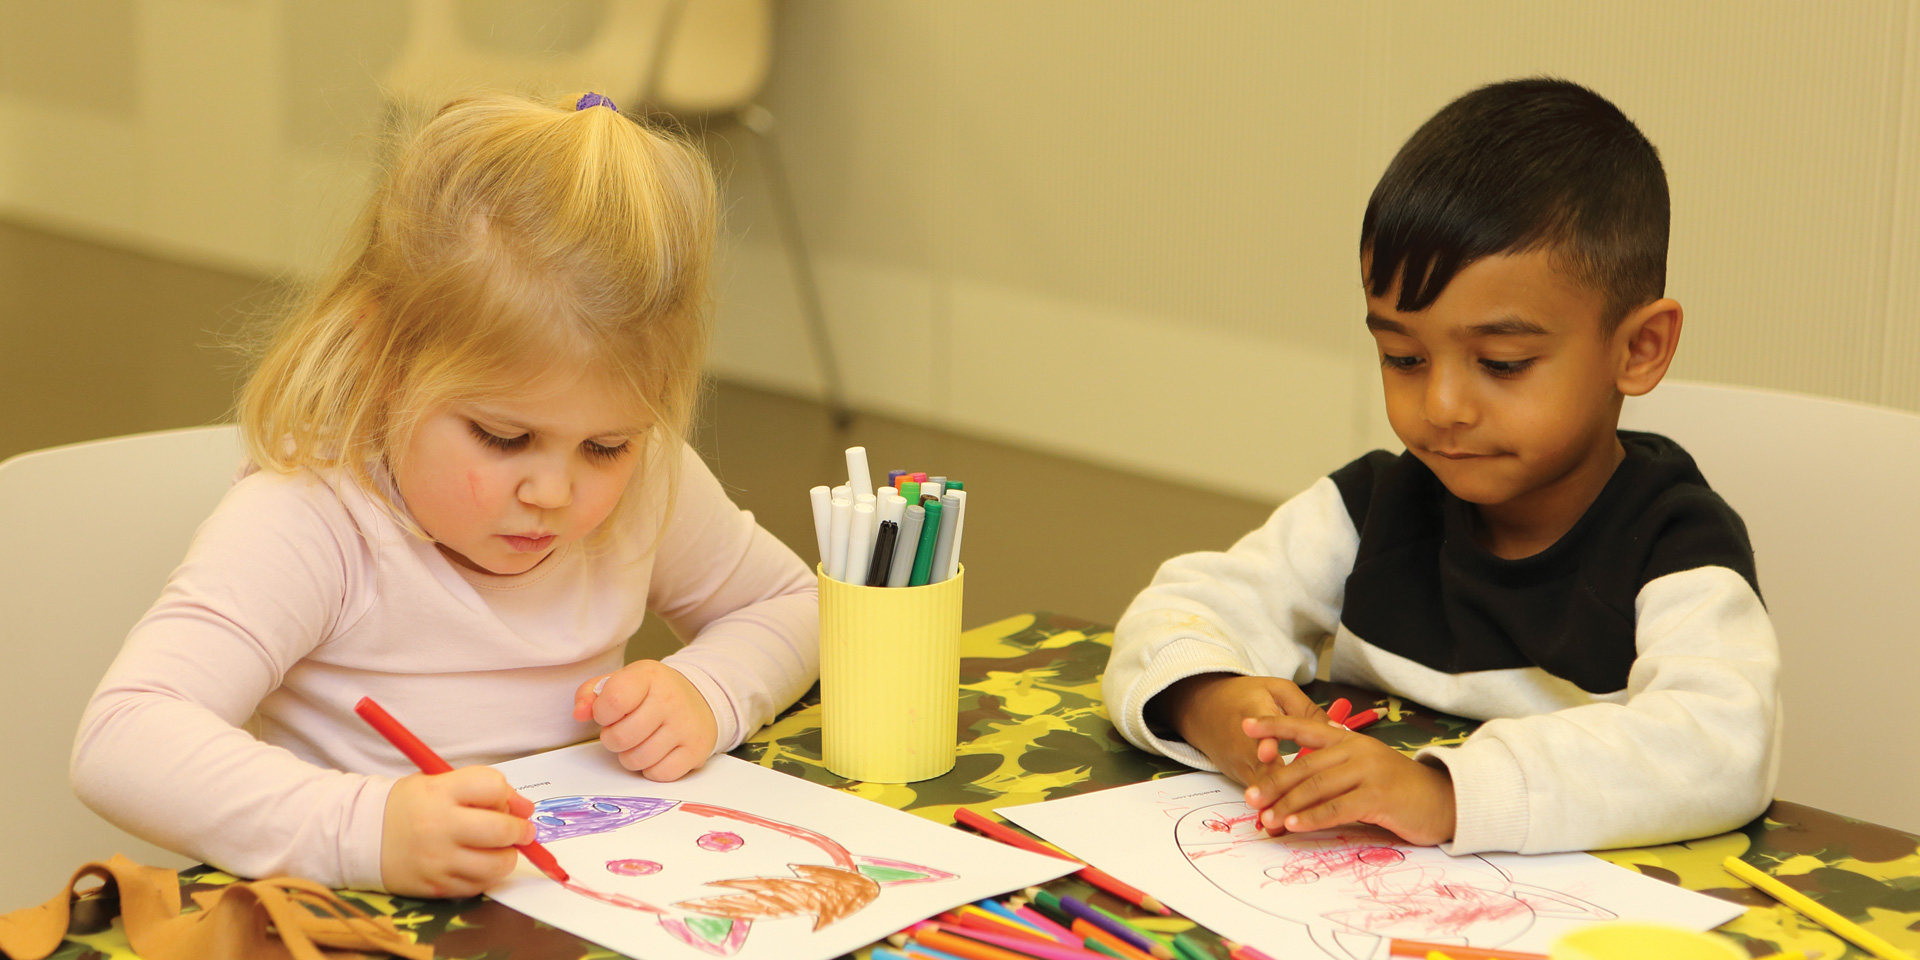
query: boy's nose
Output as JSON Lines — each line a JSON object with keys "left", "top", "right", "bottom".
{"left": 1423, "top": 367, "right": 1475, "bottom": 427}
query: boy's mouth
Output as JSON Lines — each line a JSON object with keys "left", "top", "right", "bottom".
{"left": 1429, "top": 449, "right": 1487, "bottom": 460}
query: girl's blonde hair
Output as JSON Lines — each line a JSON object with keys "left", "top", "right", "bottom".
{"left": 240, "top": 92, "right": 716, "bottom": 540}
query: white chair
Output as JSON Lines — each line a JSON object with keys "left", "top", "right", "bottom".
{"left": 1620, "top": 380, "right": 1920, "bottom": 834}
{"left": 0, "top": 425, "right": 243, "bottom": 910}
{"left": 381, "top": 0, "right": 851, "bottom": 426}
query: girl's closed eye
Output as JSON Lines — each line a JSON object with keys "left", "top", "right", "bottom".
{"left": 468, "top": 421, "right": 530, "bottom": 452}
{"left": 582, "top": 438, "right": 630, "bottom": 463}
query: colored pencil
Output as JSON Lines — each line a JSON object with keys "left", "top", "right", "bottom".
{"left": 1722, "top": 857, "right": 1917, "bottom": 960}
{"left": 1344, "top": 707, "right": 1384, "bottom": 730}
{"left": 352, "top": 696, "right": 568, "bottom": 883}
{"left": 1169, "top": 932, "right": 1213, "bottom": 960}
{"left": 912, "top": 926, "right": 1051, "bottom": 960}
{"left": 1222, "top": 940, "right": 1281, "bottom": 960}
{"left": 921, "top": 921, "right": 1110, "bottom": 960}
{"left": 1083, "top": 899, "right": 1176, "bottom": 958}
{"left": 956, "top": 808, "right": 1170, "bottom": 914}
{"left": 958, "top": 908, "right": 1056, "bottom": 943}
{"left": 1080, "top": 940, "right": 1128, "bottom": 960}
{"left": 974, "top": 899, "right": 1061, "bottom": 941}
{"left": 1057, "top": 893, "right": 1171, "bottom": 959}
{"left": 1072, "top": 919, "right": 1158, "bottom": 960}
{"left": 1011, "top": 901, "right": 1080, "bottom": 943}
{"left": 1386, "top": 940, "right": 1545, "bottom": 960}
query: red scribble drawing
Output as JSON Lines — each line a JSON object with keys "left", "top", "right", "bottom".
{"left": 1174, "top": 804, "right": 1613, "bottom": 960}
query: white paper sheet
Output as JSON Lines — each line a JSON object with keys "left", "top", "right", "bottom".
{"left": 1001, "top": 773, "right": 1744, "bottom": 960}
{"left": 485, "top": 745, "right": 1075, "bottom": 960}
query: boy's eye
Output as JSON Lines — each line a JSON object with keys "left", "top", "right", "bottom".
{"left": 1479, "top": 357, "right": 1536, "bottom": 376}
{"left": 582, "top": 439, "right": 631, "bottom": 463}
{"left": 468, "top": 421, "right": 530, "bottom": 451}
{"left": 1381, "top": 353, "right": 1423, "bottom": 371}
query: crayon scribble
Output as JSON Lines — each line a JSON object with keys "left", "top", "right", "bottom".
{"left": 532, "top": 796, "right": 957, "bottom": 956}
{"left": 1174, "top": 803, "right": 1612, "bottom": 960}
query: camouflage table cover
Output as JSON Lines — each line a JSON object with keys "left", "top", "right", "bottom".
{"left": 46, "top": 613, "right": 1920, "bottom": 960}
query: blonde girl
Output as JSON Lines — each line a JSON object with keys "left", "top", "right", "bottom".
{"left": 72, "top": 93, "right": 819, "bottom": 898}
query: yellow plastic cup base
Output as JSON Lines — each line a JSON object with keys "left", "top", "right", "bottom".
{"left": 1550, "top": 923, "right": 1745, "bottom": 960}
{"left": 818, "top": 564, "right": 963, "bottom": 783}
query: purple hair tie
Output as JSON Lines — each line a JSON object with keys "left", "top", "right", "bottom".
{"left": 575, "top": 92, "right": 617, "bottom": 113}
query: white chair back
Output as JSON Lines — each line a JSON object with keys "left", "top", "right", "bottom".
{"left": 383, "top": 0, "right": 771, "bottom": 116}
{"left": 0, "top": 426, "right": 243, "bottom": 909}
{"left": 1621, "top": 381, "right": 1920, "bottom": 833}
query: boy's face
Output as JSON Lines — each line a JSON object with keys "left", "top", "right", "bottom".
{"left": 1364, "top": 249, "right": 1627, "bottom": 513}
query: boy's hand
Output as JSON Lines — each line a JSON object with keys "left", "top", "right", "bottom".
{"left": 1152, "top": 673, "right": 1328, "bottom": 785}
{"left": 380, "top": 766, "right": 535, "bottom": 898}
{"left": 573, "top": 660, "right": 717, "bottom": 781}
{"left": 1239, "top": 714, "right": 1457, "bottom": 845}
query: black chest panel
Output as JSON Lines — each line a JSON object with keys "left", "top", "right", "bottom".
{"left": 1332, "top": 433, "right": 1759, "bottom": 695}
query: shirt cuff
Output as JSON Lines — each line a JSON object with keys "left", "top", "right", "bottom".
{"left": 341, "top": 775, "right": 397, "bottom": 891}
{"left": 1119, "top": 637, "right": 1258, "bottom": 772}
{"left": 1418, "top": 736, "right": 1530, "bottom": 855}
{"left": 665, "top": 660, "right": 742, "bottom": 755}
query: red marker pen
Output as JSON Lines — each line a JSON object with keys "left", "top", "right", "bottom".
{"left": 353, "top": 696, "right": 569, "bottom": 883}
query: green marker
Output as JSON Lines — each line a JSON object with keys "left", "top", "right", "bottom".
{"left": 899, "top": 480, "right": 921, "bottom": 503}
{"left": 946, "top": 479, "right": 964, "bottom": 490}
{"left": 907, "top": 499, "right": 943, "bottom": 585}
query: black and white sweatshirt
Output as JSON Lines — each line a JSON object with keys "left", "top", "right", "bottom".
{"left": 1105, "top": 432, "right": 1781, "bottom": 854}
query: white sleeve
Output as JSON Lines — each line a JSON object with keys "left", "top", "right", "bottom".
{"left": 1103, "top": 477, "right": 1358, "bottom": 769}
{"left": 70, "top": 473, "right": 394, "bottom": 889}
{"left": 1419, "top": 565, "right": 1780, "bottom": 854}
{"left": 648, "top": 444, "right": 820, "bottom": 753}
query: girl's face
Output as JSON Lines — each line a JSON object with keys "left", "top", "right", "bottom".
{"left": 394, "top": 373, "right": 647, "bottom": 575}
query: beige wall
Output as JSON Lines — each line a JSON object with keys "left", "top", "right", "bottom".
{"left": 3, "top": 1, "right": 1919, "bottom": 501}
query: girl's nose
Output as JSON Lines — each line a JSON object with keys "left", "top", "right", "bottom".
{"left": 518, "top": 466, "right": 572, "bottom": 509}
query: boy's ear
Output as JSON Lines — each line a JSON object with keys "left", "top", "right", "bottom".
{"left": 1613, "top": 298, "right": 1683, "bottom": 397}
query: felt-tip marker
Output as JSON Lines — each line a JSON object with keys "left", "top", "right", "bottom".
{"left": 353, "top": 696, "right": 569, "bottom": 883}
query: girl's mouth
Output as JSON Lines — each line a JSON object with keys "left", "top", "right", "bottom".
{"left": 503, "top": 533, "right": 557, "bottom": 552}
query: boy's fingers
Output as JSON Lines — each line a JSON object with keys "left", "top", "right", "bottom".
{"left": 1260, "top": 762, "right": 1364, "bottom": 830}
{"left": 1260, "top": 680, "right": 1324, "bottom": 720}
{"left": 1244, "top": 741, "right": 1349, "bottom": 808}
{"left": 1274, "top": 787, "right": 1370, "bottom": 834}
{"left": 1255, "top": 736, "right": 1281, "bottom": 764}
{"left": 1242, "top": 714, "right": 1347, "bottom": 748}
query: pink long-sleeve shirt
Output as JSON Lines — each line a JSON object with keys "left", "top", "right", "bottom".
{"left": 71, "top": 442, "right": 818, "bottom": 891}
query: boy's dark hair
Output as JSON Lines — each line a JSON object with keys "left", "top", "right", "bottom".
{"left": 1361, "top": 77, "right": 1668, "bottom": 329}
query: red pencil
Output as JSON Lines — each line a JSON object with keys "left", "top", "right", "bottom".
{"left": 1343, "top": 707, "right": 1384, "bottom": 731}
{"left": 353, "top": 696, "right": 569, "bottom": 883}
{"left": 954, "top": 808, "right": 1171, "bottom": 914}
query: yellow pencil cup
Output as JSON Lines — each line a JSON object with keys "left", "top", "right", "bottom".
{"left": 1550, "top": 923, "right": 1745, "bottom": 960}
{"left": 818, "top": 564, "right": 964, "bottom": 783}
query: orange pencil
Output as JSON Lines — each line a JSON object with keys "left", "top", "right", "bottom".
{"left": 1072, "top": 919, "right": 1158, "bottom": 960}
{"left": 1387, "top": 939, "right": 1547, "bottom": 960}
{"left": 912, "top": 926, "right": 1049, "bottom": 960}
{"left": 957, "top": 907, "right": 1056, "bottom": 943}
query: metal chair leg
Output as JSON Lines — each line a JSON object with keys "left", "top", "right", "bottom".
{"left": 736, "top": 103, "right": 854, "bottom": 430}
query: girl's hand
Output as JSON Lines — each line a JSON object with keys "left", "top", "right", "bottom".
{"left": 573, "top": 660, "right": 718, "bottom": 781}
{"left": 1239, "top": 714, "right": 1457, "bottom": 846}
{"left": 1150, "top": 673, "right": 1329, "bottom": 786}
{"left": 380, "top": 766, "right": 535, "bottom": 898}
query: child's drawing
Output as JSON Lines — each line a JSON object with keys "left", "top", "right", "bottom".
{"left": 532, "top": 795, "right": 956, "bottom": 956}
{"left": 1174, "top": 803, "right": 1613, "bottom": 960}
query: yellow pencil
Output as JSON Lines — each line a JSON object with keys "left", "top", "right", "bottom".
{"left": 1722, "top": 856, "right": 1916, "bottom": 960}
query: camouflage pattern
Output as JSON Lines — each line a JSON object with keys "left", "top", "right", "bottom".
{"left": 44, "top": 613, "right": 1920, "bottom": 959}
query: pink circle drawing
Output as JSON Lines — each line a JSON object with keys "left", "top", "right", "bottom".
{"left": 697, "top": 831, "right": 745, "bottom": 852}
{"left": 605, "top": 859, "right": 662, "bottom": 876}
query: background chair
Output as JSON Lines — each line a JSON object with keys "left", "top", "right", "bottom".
{"left": 0, "top": 425, "right": 242, "bottom": 910}
{"left": 1620, "top": 380, "right": 1920, "bottom": 834}
{"left": 382, "top": 0, "right": 850, "bottom": 426}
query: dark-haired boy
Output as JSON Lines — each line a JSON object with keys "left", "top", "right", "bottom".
{"left": 1105, "top": 78, "right": 1779, "bottom": 854}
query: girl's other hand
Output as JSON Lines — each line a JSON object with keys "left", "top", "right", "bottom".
{"left": 380, "top": 766, "right": 535, "bottom": 898}
{"left": 573, "top": 660, "right": 718, "bottom": 781}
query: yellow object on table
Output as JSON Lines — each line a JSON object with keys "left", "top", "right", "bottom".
{"left": 818, "top": 565, "right": 964, "bottom": 782}
{"left": 1722, "top": 856, "right": 1918, "bottom": 960}
{"left": 1550, "top": 922, "right": 1745, "bottom": 960}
